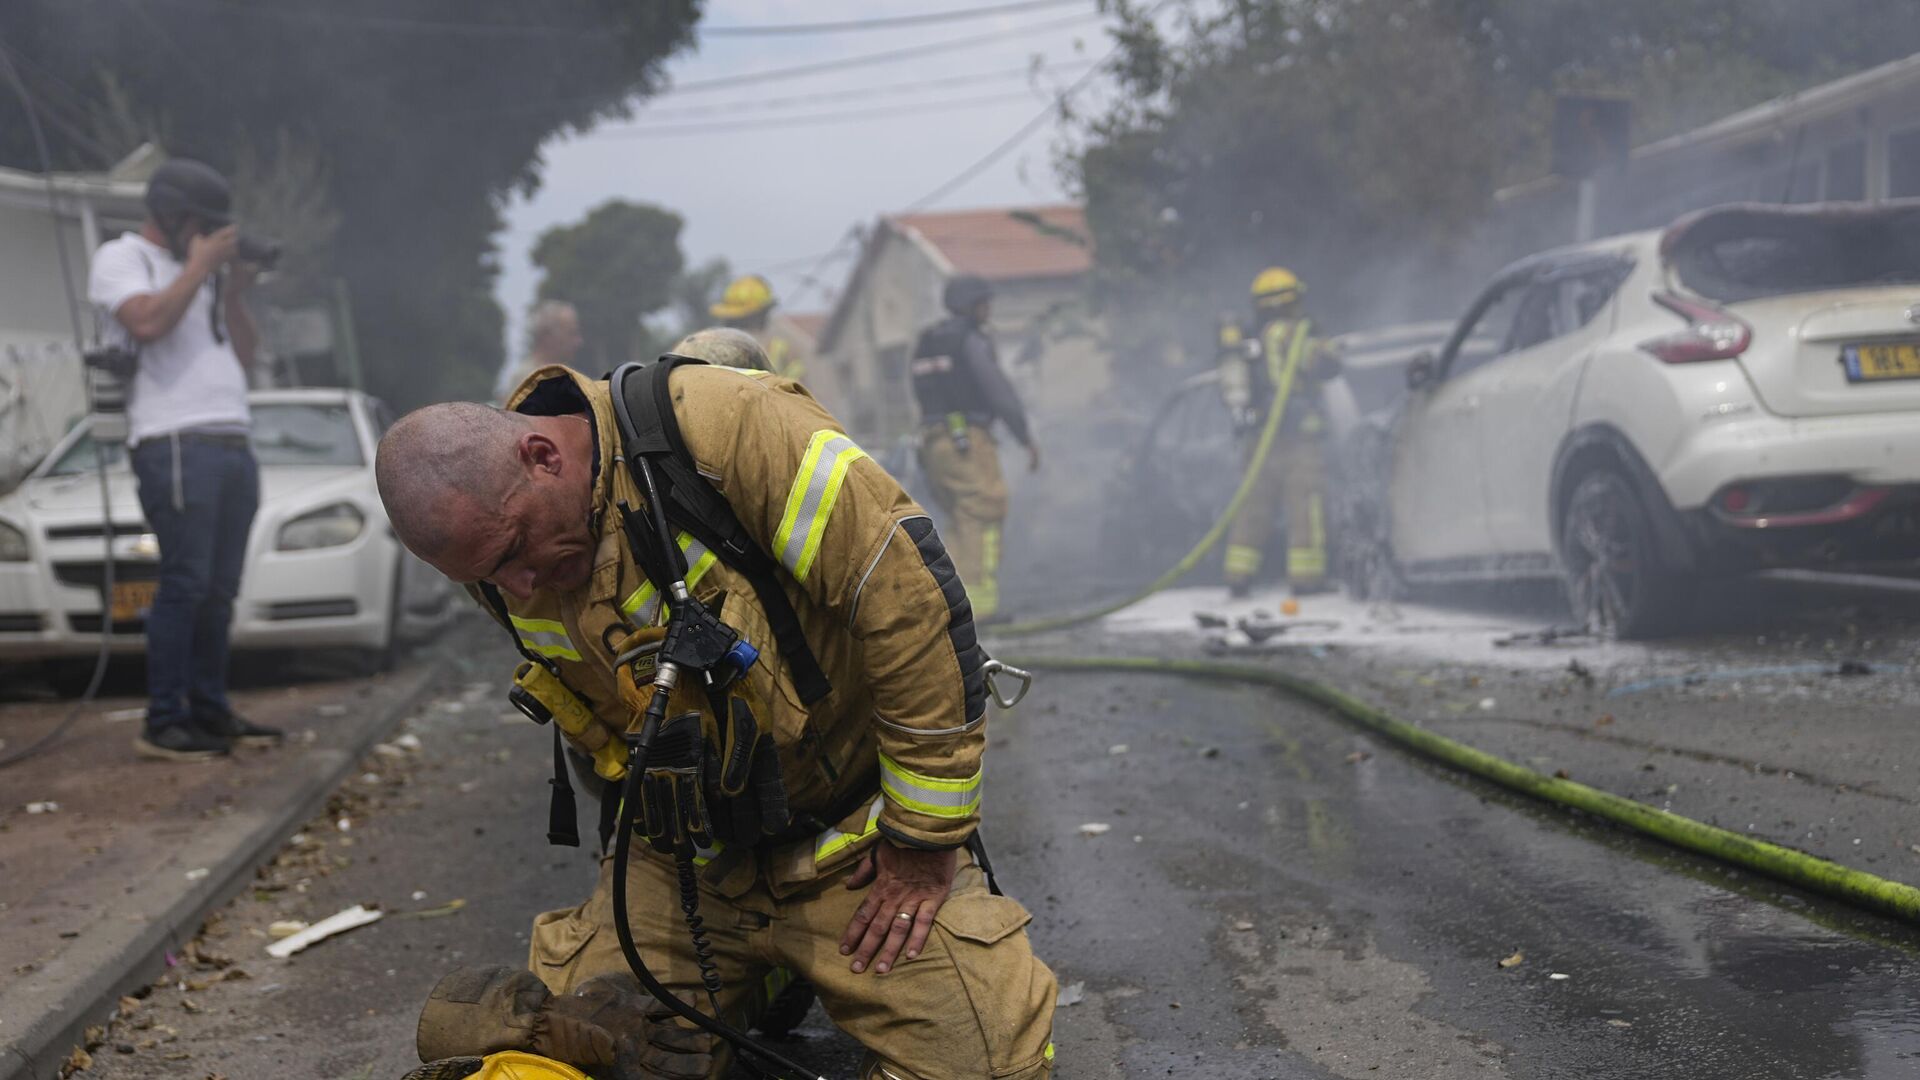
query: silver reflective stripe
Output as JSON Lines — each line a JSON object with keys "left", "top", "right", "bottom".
{"left": 848, "top": 518, "right": 913, "bottom": 627}
{"left": 878, "top": 753, "right": 982, "bottom": 819}
{"left": 815, "top": 799, "right": 884, "bottom": 863}
{"left": 872, "top": 709, "right": 985, "bottom": 740}
{"left": 774, "top": 430, "right": 868, "bottom": 581}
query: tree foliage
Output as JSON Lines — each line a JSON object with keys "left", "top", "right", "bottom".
{"left": 1070, "top": 0, "right": 1920, "bottom": 368}
{"left": 531, "top": 200, "right": 688, "bottom": 373}
{"left": 0, "top": 0, "right": 700, "bottom": 407}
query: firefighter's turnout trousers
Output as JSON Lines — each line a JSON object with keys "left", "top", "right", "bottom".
{"left": 917, "top": 423, "right": 1008, "bottom": 619}
{"left": 1225, "top": 427, "right": 1328, "bottom": 593}
{"left": 530, "top": 847, "right": 1056, "bottom": 1079}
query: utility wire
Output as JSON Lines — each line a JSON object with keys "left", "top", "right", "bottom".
{"left": 126, "top": 0, "right": 1088, "bottom": 41}
{"left": 903, "top": 0, "right": 1171, "bottom": 210}
{"left": 594, "top": 89, "right": 1041, "bottom": 139}
{"left": 670, "top": 11, "right": 1099, "bottom": 95}
{"left": 702, "top": 0, "right": 1089, "bottom": 36}
{"left": 622, "top": 59, "right": 1095, "bottom": 122}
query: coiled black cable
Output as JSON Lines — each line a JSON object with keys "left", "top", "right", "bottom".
{"left": 676, "top": 852, "right": 726, "bottom": 1011}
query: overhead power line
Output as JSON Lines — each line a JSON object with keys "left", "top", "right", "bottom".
{"left": 129, "top": 0, "right": 1090, "bottom": 42}
{"left": 596, "top": 89, "right": 1042, "bottom": 139}
{"left": 617, "top": 59, "right": 1095, "bottom": 123}
{"left": 669, "top": 11, "right": 1101, "bottom": 95}
{"left": 903, "top": 0, "right": 1173, "bottom": 210}
{"left": 702, "top": 0, "right": 1088, "bottom": 37}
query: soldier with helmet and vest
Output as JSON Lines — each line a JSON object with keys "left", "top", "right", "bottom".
{"left": 374, "top": 336, "right": 1058, "bottom": 1077}
{"left": 910, "top": 275, "right": 1039, "bottom": 622}
{"left": 709, "top": 273, "right": 808, "bottom": 381}
{"left": 1219, "top": 267, "right": 1340, "bottom": 599}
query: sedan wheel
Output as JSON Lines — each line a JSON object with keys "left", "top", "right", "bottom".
{"left": 1559, "top": 470, "right": 1683, "bottom": 639}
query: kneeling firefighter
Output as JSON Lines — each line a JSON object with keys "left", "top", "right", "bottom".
{"left": 374, "top": 343, "right": 1057, "bottom": 1078}
{"left": 1219, "top": 268, "right": 1340, "bottom": 598}
{"left": 910, "top": 275, "right": 1040, "bottom": 622}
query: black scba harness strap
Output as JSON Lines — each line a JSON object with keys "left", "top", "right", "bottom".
{"left": 608, "top": 355, "right": 833, "bottom": 707}
{"left": 478, "top": 582, "right": 582, "bottom": 849}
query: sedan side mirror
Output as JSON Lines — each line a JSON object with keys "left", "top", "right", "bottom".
{"left": 1405, "top": 351, "right": 1437, "bottom": 391}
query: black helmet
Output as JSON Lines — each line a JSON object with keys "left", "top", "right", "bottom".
{"left": 942, "top": 274, "right": 993, "bottom": 316}
{"left": 144, "top": 158, "right": 232, "bottom": 227}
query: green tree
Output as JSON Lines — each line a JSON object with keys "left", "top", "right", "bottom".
{"left": 530, "top": 200, "right": 688, "bottom": 372}
{"left": 0, "top": 0, "right": 700, "bottom": 407}
{"left": 1071, "top": 0, "right": 1920, "bottom": 369}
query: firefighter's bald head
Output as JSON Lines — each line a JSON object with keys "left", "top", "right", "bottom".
{"left": 376, "top": 402, "right": 598, "bottom": 599}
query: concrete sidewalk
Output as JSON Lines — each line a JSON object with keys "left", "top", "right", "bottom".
{"left": 0, "top": 660, "right": 445, "bottom": 1080}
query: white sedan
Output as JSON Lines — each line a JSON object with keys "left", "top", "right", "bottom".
{"left": 1356, "top": 200, "right": 1920, "bottom": 637}
{"left": 0, "top": 387, "right": 453, "bottom": 676}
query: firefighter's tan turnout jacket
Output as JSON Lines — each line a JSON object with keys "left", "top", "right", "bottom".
{"left": 477, "top": 364, "right": 989, "bottom": 883}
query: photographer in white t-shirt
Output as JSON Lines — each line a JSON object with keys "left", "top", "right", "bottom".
{"left": 87, "top": 158, "right": 284, "bottom": 761}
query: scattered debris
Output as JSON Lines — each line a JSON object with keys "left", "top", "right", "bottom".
{"left": 1056, "top": 981, "right": 1086, "bottom": 1007}
{"left": 63, "top": 1047, "right": 92, "bottom": 1074}
{"left": 1232, "top": 920, "right": 1256, "bottom": 932}
{"left": 1566, "top": 658, "right": 1595, "bottom": 687}
{"left": 1478, "top": 698, "right": 1497, "bottom": 711}
{"left": 336, "top": 817, "right": 352, "bottom": 832}
{"left": 371, "top": 743, "right": 408, "bottom": 760}
{"left": 1553, "top": 769, "right": 1570, "bottom": 780}
{"left": 1199, "top": 745, "right": 1221, "bottom": 758}
{"left": 396, "top": 898, "right": 466, "bottom": 919}
{"left": 1077, "top": 823, "right": 1112, "bottom": 837}
{"left": 25, "top": 801, "right": 59, "bottom": 814}
{"left": 1548, "top": 972, "right": 1570, "bottom": 981}
{"left": 1345, "top": 750, "right": 1372, "bottom": 764}
{"left": 1108, "top": 744, "right": 1129, "bottom": 756}
{"left": 103, "top": 707, "right": 146, "bottom": 723}
{"left": 411, "top": 890, "right": 428, "bottom": 901}
{"left": 1238, "top": 617, "right": 1287, "bottom": 644}
{"left": 1194, "top": 612, "right": 1228, "bottom": 629}
{"left": 267, "top": 921, "right": 308, "bottom": 940}
{"left": 183, "top": 868, "right": 210, "bottom": 882}
{"left": 394, "top": 733, "right": 423, "bottom": 752}
{"left": 266, "top": 905, "right": 383, "bottom": 959}
{"left": 1595, "top": 714, "right": 1614, "bottom": 727}
{"left": 316, "top": 704, "right": 349, "bottom": 718}
{"left": 1607, "top": 1019, "right": 1632, "bottom": 1029}
{"left": 1498, "top": 951, "right": 1525, "bottom": 969}
{"left": 1492, "top": 626, "right": 1592, "bottom": 648}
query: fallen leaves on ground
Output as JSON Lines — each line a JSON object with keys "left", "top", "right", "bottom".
{"left": 1498, "top": 951, "right": 1525, "bottom": 969}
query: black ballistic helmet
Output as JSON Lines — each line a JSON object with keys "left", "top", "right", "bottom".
{"left": 942, "top": 274, "right": 993, "bottom": 316}
{"left": 144, "top": 158, "right": 233, "bottom": 227}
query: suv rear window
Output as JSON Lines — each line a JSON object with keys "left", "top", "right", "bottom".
{"left": 1668, "top": 205, "right": 1920, "bottom": 303}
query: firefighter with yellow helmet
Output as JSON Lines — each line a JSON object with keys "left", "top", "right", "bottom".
{"left": 1219, "top": 267, "right": 1339, "bottom": 598}
{"left": 709, "top": 273, "right": 808, "bottom": 381}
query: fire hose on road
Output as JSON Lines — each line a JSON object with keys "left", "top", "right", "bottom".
{"left": 999, "top": 654, "right": 1920, "bottom": 927}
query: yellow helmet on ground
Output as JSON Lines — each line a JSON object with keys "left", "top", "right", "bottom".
{"left": 400, "top": 1052, "right": 590, "bottom": 1080}
{"left": 710, "top": 274, "right": 776, "bottom": 320}
{"left": 1250, "top": 267, "right": 1303, "bottom": 308}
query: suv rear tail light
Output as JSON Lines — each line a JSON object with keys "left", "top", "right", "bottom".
{"left": 1639, "top": 291, "right": 1751, "bottom": 363}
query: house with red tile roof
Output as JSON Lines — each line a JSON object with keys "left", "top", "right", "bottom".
{"left": 815, "top": 204, "right": 1108, "bottom": 442}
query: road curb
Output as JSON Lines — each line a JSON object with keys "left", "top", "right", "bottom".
{"left": 0, "top": 662, "right": 445, "bottom": 1080}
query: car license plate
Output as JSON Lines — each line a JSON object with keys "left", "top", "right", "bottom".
{"left": 110, "top": 580, "right": 158, "bottom": 622}
{"left": 1843, "top": 341, "right": 1920, "bottom": 382}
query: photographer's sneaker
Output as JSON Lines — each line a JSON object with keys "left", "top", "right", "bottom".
{"left": 202, "top": 710, "right": 285, "bottom": 746}
{"left": 135, "top": 721, "right": 232, "bottom": 762}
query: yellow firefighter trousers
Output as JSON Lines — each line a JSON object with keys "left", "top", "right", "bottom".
{"left": 529, "top": 853, "right": 1056, "bottom": 1079}
{"left": 1224, "top": 432, "right": 1327, "bottom": 590}
{"left": 917, "top": 425, "right": 1009, "bottom": 619}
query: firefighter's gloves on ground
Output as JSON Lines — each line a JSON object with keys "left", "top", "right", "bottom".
{"left": 611, "top": 627, "right": 789, "bottom": 854}
{"left": 839, "top": 841, "right": 959, "bottom": 976}
{"left": 415, "top": 966, "right": 713, "bottom": 1080}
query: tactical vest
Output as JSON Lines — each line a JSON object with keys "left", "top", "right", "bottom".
{"left": 909, "top": 315, "right": 993, "bottom": 421}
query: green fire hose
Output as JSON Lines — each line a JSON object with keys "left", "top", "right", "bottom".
{"left": 994, "top": 322, "right": 1310, "bottom": 636}
{"left": 1002, "top": 655, "right": 1920, "bottom": 925}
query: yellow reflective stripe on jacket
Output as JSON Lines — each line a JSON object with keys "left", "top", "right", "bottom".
{"left": 878, "top": 753, "right": 982, "bottom": 819}
{"left": 620, "top": 533, "right": 719, "bottom": 626}
{"left": 509, "top": 615, "right": 581, "bottom": 662}
{"left": 774, "top": 430, "right": 869, "bottom": 582}
{"left": 815, "top": 799, "right": 884, "bottom": 863}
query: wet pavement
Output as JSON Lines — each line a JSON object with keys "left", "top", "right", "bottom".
{"left": 55, "top": 625, "right": 1920, "bottom": 1078}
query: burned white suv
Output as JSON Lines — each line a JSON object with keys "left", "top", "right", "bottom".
{"left": 1357, "top": 201, "right": 1920, "bottom": 636}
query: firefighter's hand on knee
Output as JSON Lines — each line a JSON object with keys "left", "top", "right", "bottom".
{"left": 840, "top": 841, "right": 957, "bottom": 975}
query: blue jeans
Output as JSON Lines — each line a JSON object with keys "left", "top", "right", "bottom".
{"left": 131, "top": 434, "right": 259, "bottom": 731}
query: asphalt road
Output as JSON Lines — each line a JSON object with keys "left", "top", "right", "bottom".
{"left": 71, "top": 631, "right": 1920, "bottom": 1079}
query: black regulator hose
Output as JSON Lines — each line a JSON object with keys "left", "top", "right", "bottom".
{"left": 610, "top": 715, "right": 831, "bottom": 1080}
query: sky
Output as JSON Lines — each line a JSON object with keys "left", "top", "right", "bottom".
{"left": 493, "top": 0, "right": 1130, "bottom": 357}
